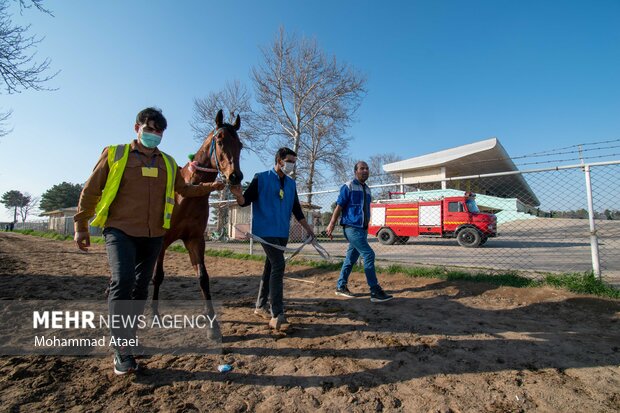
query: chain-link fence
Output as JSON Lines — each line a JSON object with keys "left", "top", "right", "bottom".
{"left": 8, "top": 163, "right": 617, "bottom": 286}
{"left": 13, "top": 220, "right": 48, "bottom": 232}
{"left": 11, "top": 217, "right": 96, "bottom": 236}
{"left": 206, "top": 161, "right": 620, "bottom": 287}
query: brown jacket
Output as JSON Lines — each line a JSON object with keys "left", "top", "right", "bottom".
{"left": 74, "top": 140, "right": 217, "bottom": 237}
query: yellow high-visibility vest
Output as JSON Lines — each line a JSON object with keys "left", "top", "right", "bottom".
{"left": 90, "top": 144, "right": 177, "bottom": 229}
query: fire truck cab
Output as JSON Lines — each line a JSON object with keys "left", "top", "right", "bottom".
{"left": 368, "top": 194, "right": 497, "bottom": 248}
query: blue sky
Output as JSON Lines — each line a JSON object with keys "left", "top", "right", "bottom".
{"left": 1, "top": 0, "right": 619, "bottom": 221}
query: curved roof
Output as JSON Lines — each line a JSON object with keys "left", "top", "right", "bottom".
{"left": 383, "top": 138, "right": 540, "bottom": 206}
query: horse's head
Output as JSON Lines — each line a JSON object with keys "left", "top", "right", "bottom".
{"left": 190, "top": 109, "right": 244, "bottom": 185}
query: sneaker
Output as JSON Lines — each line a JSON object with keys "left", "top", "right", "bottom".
{"left": 370, "top": 287, "right": 394, "bottom": 303}
{"left": 132, "top": 343, "right": 148, "bottom": 359}
{"left": 253, "top": 306, "right": 271, "bottom": 319}
{"left": 335, "top": 286, "right": 355, "bottom": 298}
{"left": 113, "top": 349, "right": 138, "bottom": 375}
{"left": 268, "top": 313, "right": 290, "bottom": 331}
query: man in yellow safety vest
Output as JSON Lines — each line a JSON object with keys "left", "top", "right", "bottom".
{"left": 73, "top": 107, "right": 224, "bottom": 375}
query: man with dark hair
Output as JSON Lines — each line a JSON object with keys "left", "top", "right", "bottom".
{"left": 274, "top": 147, "right": 296, "bottom": 168}
{"left": 326, "top": 161, "right": 393, "bottom": 302}
{"left": 74, "top": 107, "right": 225, "bottom": 375}
{"left": 136, "top": 107, "right": 168, "bottom": 132}
{"left": 230, "top": 147, "right": 315, "bottom": 331}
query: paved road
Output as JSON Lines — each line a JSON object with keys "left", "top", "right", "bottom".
{"left": 205, "top": 218, "right": 620, "bottom": 287}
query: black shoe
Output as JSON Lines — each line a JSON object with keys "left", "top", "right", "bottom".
{"left": 335, "top": 286, "right": 355, "bottom": 298}
{"left": 113, "top": 349, "right": 138, "bottom": 375}
{"left": 370, "top": 287, "right": 393, "bottom": 303}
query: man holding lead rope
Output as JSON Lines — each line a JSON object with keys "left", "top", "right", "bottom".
{"left": 230, "top": 147, "right": 315, "bottom": 331}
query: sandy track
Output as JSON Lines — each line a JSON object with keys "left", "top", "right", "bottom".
{"left": 0, "top": 232, "right": 619, "bottom": 412}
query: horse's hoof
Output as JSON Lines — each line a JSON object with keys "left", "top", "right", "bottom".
{"left": 206, "top": 321, "right": 222, "bottom": 341}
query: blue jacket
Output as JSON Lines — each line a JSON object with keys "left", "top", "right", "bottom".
{"left": 337, "top": 179, "right": 371, "bottom": 228}
{"left": 252, "top": 169, "right": 296, "bottom": 238}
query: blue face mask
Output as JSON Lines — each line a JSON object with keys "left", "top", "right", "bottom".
{"left": 140, "top": 132, "right": 162, "bottom": 148}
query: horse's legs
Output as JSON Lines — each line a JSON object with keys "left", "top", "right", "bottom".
{"left": 151, "top": 239, "right": 171, "bottom": 317}
{"left": 185, "top": 236, "right": 220, "bottom": 338}
{"left": 185, "top": 237, "right": 213, "bottom": 305}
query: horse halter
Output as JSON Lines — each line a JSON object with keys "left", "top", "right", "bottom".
{"left": 188, "top": 128, "right": 224, "bottom": 179}
{"left": 208, "top": 128, "right": 223, "bottom": 176}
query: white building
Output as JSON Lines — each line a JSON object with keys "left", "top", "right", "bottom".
{"left": 383, "top": 137, "right": 539, "bottom": 207}
{"left": 40, "top": 207, "right": 78, "bottom": 234}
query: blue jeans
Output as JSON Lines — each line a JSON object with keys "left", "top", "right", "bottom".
{"left": 104, "top": 227, "right": 163, "bottom": 343}
{"left": 257, "top": 237, "right": 288, "bottom": 317}
{"left": 337, "top": 226, "right": 379, "bottom": 291}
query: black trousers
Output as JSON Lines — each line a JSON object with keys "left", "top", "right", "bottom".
{"left": 256, "top": 237, "right": 288, "bottom": 317}
{"left": 104, "top": 227, "right": 163, "bottom": 343}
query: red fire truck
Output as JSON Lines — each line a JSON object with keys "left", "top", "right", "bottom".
{"left": 368, "top": 193, "right": 497, "bottom": 247}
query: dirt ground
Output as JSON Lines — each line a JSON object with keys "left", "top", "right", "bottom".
{"left": 0, "top": 232, "right": 619, "bottom": 413}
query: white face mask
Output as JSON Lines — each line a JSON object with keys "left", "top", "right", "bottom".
{"left": 281, "top": 161, "right": 295, "bottom": 175}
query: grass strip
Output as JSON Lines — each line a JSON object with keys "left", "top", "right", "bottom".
{"left": 12, "top": 229, "right": 619, "bottom": 299}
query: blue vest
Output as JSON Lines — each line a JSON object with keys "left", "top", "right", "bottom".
{"left": 339, "top": 179, "right": 371, "bottom": 228}
{"left": 252, "top": 169, "right": 296, "bottom": 238}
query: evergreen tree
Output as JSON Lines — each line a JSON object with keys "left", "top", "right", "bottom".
{"left": 1, "top": 189, "right": 28, "bottom": 222}
{"left": 39, "top": 182, "right": 82, "bottom": 212}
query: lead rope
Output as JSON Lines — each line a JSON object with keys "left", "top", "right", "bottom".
{"left": 236, "top": 229, "right": 331, "bottom": 262}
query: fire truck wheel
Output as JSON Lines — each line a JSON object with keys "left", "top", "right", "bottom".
{"left": 377, "top": 228, "right": 397, "bottom": 245}
{"left": 457, "top": 227, "right": 482, "bottom": 248}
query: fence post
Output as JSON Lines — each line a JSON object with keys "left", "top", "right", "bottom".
{"left": 583, "top": 164, "right": 602, "bottom": 279}
{"left": 249, "top": 206, "right": 254, "bottom": 255}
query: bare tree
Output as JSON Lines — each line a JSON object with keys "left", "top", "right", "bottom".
{"left": 0, "top": 0, "right": 57, "bottom": 94}
{"left": 0, "top": 0, "right": 57, "bottom": 136}
{"left": 18, "top": 193, "right": 38, "bottom": 222}
{"left": 367, "top": 153, "right": 405, "bottom": 199}
{"left": 15, "top": 0, "right": 50, "bottom": 13}
{"left": 191, "top": 80, "right": 262, "bottom": 155}
{"left": 297, "top": 114, "right": 350, "bottom": 205}
{"left": 332, "top": 153, "right": 405, "bottom": 199}
{"left": 368, "top": 153, "right": 402, "bottom": 186}
{"left": 332, "top": 155, "right": 356, "bottom": 185}
{"left": 0, "top": 109, "right": 11, "bottom": 138}
{"left": 251, "top": 27, "right": 366, "bottom": 185}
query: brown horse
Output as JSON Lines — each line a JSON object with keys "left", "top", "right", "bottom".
{"left": 151, "top": 109, "right": 243, "bottom": 331}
